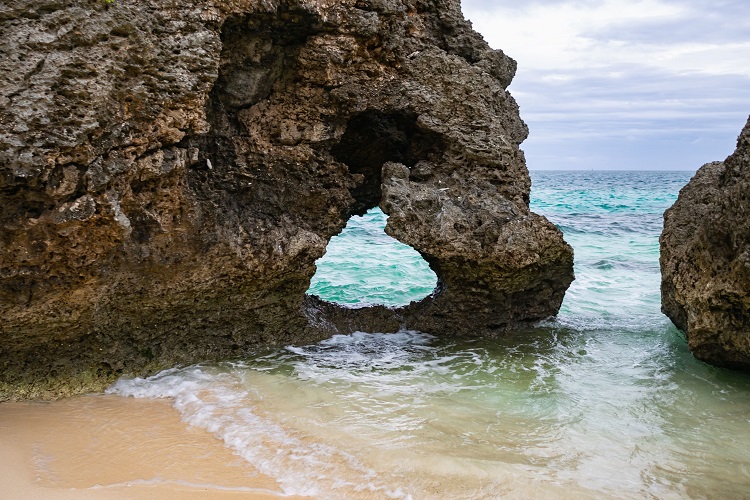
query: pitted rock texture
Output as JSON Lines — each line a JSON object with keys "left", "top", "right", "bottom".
{"left": 1, "top": 0, "right": 573, "bottom": 400}
{"left": 661, "top": 116, "right": 750, "bottom": 370}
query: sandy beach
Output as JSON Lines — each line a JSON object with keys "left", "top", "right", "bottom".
{"left": 0, "top": 394, "right": 303, "bottom": 499}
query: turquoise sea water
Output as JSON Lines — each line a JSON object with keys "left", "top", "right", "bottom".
{"left": 110, "top": 171, "right": 750, "bottom": 498}
{"left": 307, "top": 208, "right": 437, "bottom": 307}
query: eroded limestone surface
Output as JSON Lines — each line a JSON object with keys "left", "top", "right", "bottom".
{"left": 0, "top": 0, "right": 573, "bottom": 399}
{"left": 661, "top": 116, "right": 750, "bottom": 370}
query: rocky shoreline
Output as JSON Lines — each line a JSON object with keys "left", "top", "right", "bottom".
{"left": 661, "top": 116, "right": 750, "bottom": 370}
{"left": 0, "top": 0, "right": 573, "bottom": 400}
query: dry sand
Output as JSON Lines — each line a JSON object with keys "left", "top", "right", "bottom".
{"left": 0, "top": 394, "right": 304, "bottom": 499}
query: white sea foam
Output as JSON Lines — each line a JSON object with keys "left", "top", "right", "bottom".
{"left": 108, "top": 362, "right": 414, "bottom": 499}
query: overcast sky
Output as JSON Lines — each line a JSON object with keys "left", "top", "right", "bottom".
{"left": 461, "top": 0, "right": 750, "bottom": 170}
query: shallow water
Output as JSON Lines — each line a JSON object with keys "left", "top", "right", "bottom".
{"left": 110, "top": 171, "right": 750, "bottom": 498}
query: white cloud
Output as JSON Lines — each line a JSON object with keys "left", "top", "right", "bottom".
{"left": 463, "top": 0, "right": 750, "bottom": 77}
{"left": 460, "top": 0, "right": 750, "bottom": 169}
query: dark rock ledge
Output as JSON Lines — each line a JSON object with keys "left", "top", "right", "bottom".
{"left": 661, "top": 116, "right": 750, "bottom": 370}
{"left": 0, "top": 0, "right": 573, "bottom": 400}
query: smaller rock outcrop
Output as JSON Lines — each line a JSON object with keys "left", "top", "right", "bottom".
{"left": 661, "top": 116, "right": 750, "bottom": 369}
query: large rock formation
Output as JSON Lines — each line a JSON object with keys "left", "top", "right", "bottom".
{"left": 661, "top": 116, "right": 750, "bottom": 370}
{"left": 0, "top": 0, "right": 573, "bottom": 400}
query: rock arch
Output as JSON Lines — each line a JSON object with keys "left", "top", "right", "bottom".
{"left": 0, "top": 0, "right": 573, "bottom": 399}
{"left": 331, "top": 110, "right": 444, "bottom": 216}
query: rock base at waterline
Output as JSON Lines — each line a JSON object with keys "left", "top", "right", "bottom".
{"left": 661, "top": 116, "right": 750, "bottom": 370}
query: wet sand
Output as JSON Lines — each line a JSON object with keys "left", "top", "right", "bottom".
{"left": 0, "top": 394, "right": 303, "bottom": 499}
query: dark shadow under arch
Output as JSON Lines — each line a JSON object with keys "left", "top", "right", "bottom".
{"left": 331, "top": 110, "right": 444, "bottom": 216}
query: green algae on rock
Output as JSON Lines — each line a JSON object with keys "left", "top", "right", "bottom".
{"left": 0, "top": 0, "right": 573, "bottom": 400}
